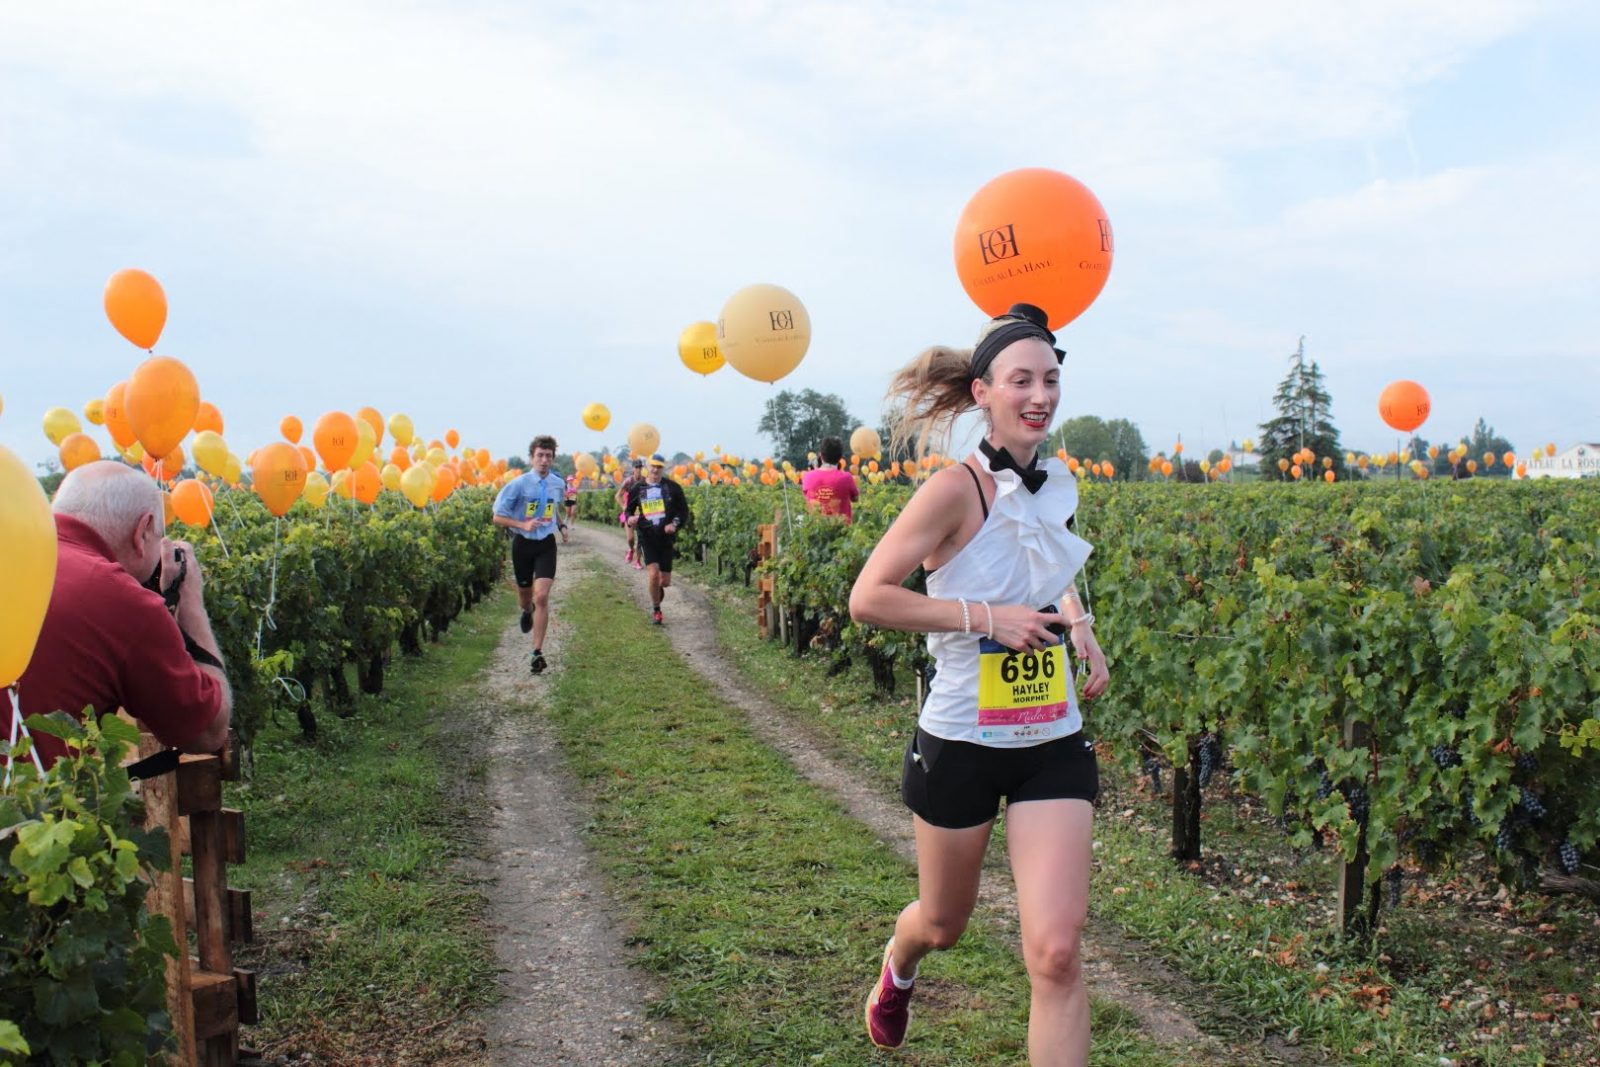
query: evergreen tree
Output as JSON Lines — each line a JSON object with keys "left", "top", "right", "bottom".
{"left": 1257, "top": 337, "right": 1345, "bottom": 479}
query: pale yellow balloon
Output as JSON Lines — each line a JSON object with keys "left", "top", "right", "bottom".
{"left": 627, "top": 423, "right": 660, "bottom": 458}
{"left": 331, "top": 468, "right": 354, "bottom": 498}
{"left": 302, "top": 470, "right": 331, "bottom": 509}
{"left": 718, "top": 283, "right": 811, "bottom": 383}
{"left": 400, "top": 463, "right": 433, "bottom": 508}
{"left": 349, "top": 419, "right": 377, "bottom": 469}
{"left": 222, "top": 453, "right": 243, "bottom": 487}
{"left": 83, "top": 398, "right": 106, "bottom": 426}
{"left": 0, "top": 445, "right": 58, "bottom": 687}
{"left": 849, "top": 426, "right": 881, "bottom": 460}
{"left": 381, "top": 463, "right": 403, "bottom": 492}
{"left": 191, "top": 430, "right": 229, "bottom": 478}
{"left": 677, "top": 321, "right": 725, "bottom": 376}
{"left": 388, "top": 413, "right": 415, "bottom": 447}
{"left": 43, "top": 406, "right": 82, "bottom": 446}
{"left": 426, "top": 446, "right": 447, "bottom": 467}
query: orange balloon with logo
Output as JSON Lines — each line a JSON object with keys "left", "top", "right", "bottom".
{"left": 103, "top": 381, "right": 137, "bottom": 450}
{"left": 352, "top": 462, "right": 382, "bottom": 505}
{"left": 313, "top": 411, "right": 359, "bottom": 471}
{"left": 251, "top": 442, "right": 308, "bottom": 517}
{"left": 192, "top": 401, "right": 224, "bottom": 435}
{"left": 103, "top": 268, "right": 168, "bottom": 349}
{"left": 125, "top": 356, "right": 200, "bottom": 458}
{"left": 171, "top": 479, "right": 215, "bottom": 527}
{"left": 953, "top": 168, "right": 1114, "bottom": 330}
{"left": 1378, "top": 380, "right": 1430, "bottom": 434}
{"left": 280, "top": 415, "right": 303, "bottom": 444}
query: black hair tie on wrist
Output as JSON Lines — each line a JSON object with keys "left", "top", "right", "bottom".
{"left": 969, "top": 303, "right": 1065, "bottom": 382}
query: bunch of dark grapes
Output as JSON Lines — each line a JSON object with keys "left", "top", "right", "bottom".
{"left": 1462, "top": 783, "right": 1482, "bottom": 827}
{"left": 1559, "top": 840, "right": 1581, "bottom": 875}
{"left": 1196, "top": 735, "right": 1221, "bottom": 788}
{"left": 1341, "top": 783, "right": 1369, "bottom": 824}
{"left": 1315, "top": 766, "right": 1333, "bottom": 801}
{"left": 1516, "top": 787, "right": 1546, "bottom": 822}
{"left": 1385, "top": 866, "right": 1404, "bottom": 908}
{"left": 1430, "top": 745, "right": 1461, "bottom": 769}
{"left": 1142, "top": 756, "right": 1162, "bottom": 794}
{"left": 1514, "top": 751, "right": 1538, "bottom": 774}
{"left": 1495, "top": 822, "right": 1517, "bottom": 852}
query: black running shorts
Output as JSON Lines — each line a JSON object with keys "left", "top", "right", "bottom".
{"left": 901, "top": 727, "right": 1098, "bottom": 829}
{"left": 637, "top": 527, "right": 677, "bottom": 572}
{"left": 511, "top": 534, "right": 558, "bottom": 587}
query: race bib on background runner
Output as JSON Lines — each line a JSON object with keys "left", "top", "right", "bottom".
{"left": 976, "top": 636, "right": 1068, "bottom": 743}
{"left": 641, "top": 491, "right": 666, "bottom": 523}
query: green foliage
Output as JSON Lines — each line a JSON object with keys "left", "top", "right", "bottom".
{"left": 1, "top": 712, "right": 178, "bottom": 1065}
{"left": 1048, "top": 415, "right": 1149, "bottom": 481}
{"left": 1258, "top": 337, "right": 1345, "bottom": 479}
{"left": 756, "top": 388, "right": 857, "bottom": 467}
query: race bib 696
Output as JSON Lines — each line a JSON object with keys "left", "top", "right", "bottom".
{"left": 976, "top": 637, "right": 1067, "bottom": 729}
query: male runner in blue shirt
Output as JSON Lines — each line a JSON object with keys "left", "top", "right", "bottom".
{"left": 492, "top": 435, "right": 569, "bottom": 674}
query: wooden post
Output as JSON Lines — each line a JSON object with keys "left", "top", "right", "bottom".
{"left": 1336, "top": 717, "right": 1375, "bottom": 936}
{"left": 137, "top": 732, "right": 198, "bottom": 1067}
{"left": 1170, "top": 740, "right": 1202, "bottom": 861}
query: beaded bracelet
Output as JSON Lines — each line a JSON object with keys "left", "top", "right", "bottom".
{"left": 1067, "top": 611, "right": 1096, "bottom": 628}
{"left": 982, "top": 601, "right": 994, "bottom": 640}
{"left": 958, "top": 597, "right": 971, "bottom": 634}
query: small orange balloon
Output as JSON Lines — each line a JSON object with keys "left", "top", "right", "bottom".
{"left": 390, "top": 445, "right": 412, "bottom": 470}
{"left": 356, "top": 407, "right": 384, "bottom": 445}
{"left": 953, "top": 168, "right": 1114, "bottom": 330}
{"left": 1324, "top": 470, "right": 1335, "bottom": 483}
{"left": 103, "top": 268, "right": 167, "bottom": 349}
{"left": 297, "top": 445, "right": 317, "bottom": 473}
{"left": 103, "top": 381, "right": 136, "bottom": 450}
{"left": 192, "top": 401, "right": 224, "bottom": 436}
{"left": 280, "top": 415, "right": 303, "bottom": 444}
{"left": 125, "top": 356, "right": 200, "bottom": 458}
{"left": 1502, "top": 451, "right": 1515, "bottom": 468}
{"left": 475, "top": 447, "right": 491, "bottom": 469}
{"left": 251, "top": 442, "right": 308, "bottom": 517}
{"left": 431, "top": 465, "right": 457, "bottom": 502}
{"left": 58, "top": 432, "right": 102, "bottom": 472}
{"left": 1378, "top": 380, "right": 1430, "bottom": 433}
{"left": 445, "top": 429, "right": 460, "bottom": 450}
{"left": 171, "top": 479, "right": 215, "bottom": 527}
{"left": 1291, "top": 465, "right": 1303, "bottom": 480}
{"left": 352, "top": 461, "right": 382, "bottom": 505}
{"left": 313, "top": 411, "right": 359, "bottom": 471}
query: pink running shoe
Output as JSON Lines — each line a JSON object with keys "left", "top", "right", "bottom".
{"left": 625, "top": 546, "right": 634, "bottom": 564}
{"left": 865, "top": 940, "right": 913, "bottom": 1049}
{"left": 632, "top": 556, "right": 644, "bottom": 570}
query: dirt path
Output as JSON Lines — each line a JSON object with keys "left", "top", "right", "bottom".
{"left": 575, "top": 522, "right": 1315, "bottom": 1065}
{"left": 474, "top": 549, "right": 682, "bottom": 1066}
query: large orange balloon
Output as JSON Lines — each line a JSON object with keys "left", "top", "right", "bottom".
{"left": 103, "top": 381, "right": 137, "bottom": 450}
{"left": 953, "top": 168, "right": 1114, "bottom": 330}
{"left": 251, "top": 442, "right": 308, "bottom": 517}
{"left": 0, "top": 445, "right": 58, "bottom": 687}
{"left": 58, "top": 432, "right": 102, "bottom": 472}
{"left": 718, "top": 284, "right": 810, "bottom": 383}
{"left": 125, "top": 356, "right": 200, "bottom": 458}
{"left": 1378, "top": 380, "right": 1431, "bottom": 434}
{"left": 171, "top": 479, "right": 215, "bottom": 527}
{"left": 313, "top": 411, "right": 359, "bottom": 471}
{"left": 280, "top": 415, "right": 303, "bottom": 444}
{"left": 103, "top": 268, "right": 167, "bottom": 350}
{"left": 192, "top": 401, "right": 224, "bottom": 436}
{"left": 678, "top": 321, "right": 725, "bottom": 376}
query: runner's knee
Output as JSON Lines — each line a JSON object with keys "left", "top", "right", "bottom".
{"left": 1023, "top": 926, "right": 1085, "bottom": 985}
{"left": 920, "top": 912, "right": 969, "bottom": 950}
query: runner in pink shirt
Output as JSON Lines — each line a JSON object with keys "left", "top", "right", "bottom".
{"left": 801, "top": 436, "right": 860, "bottom": 521}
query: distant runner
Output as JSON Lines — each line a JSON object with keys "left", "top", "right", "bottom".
{"left": 564, "top": 471, "right": 581, "bottom": 528}
{"left": 617, "top": 457, "right": 645, "bottom": 569}
{"left": 624, "top": 453, "right": 690, "bottom": 624}
{"left": 492, "top": 435, "right": 569, "bottom": 674}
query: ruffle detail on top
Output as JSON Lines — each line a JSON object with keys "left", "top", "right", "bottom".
{"left": 976, "top": 452, "right": 1093, "bottom": 604}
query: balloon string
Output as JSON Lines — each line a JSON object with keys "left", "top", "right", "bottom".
{"left": 3, "top": 685, "right": 45, "bottom": 791}
{"left": 224, "top": 487, "right": 245, "bottom": 529}
{"left": 270, "top": 675, "right": 307, "bottom": 704}
{"left": 255, "top": 517, "right": 282, "bottom": 657}
{"left": 208, "top": 506, "right": 231, "bottom": 558}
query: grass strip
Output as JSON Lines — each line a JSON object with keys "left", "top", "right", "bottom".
{"left": 225, "top": 590, "right": 508, "bottom": 1062}
{"left": 686, "top": 565, "right": 1555, "bottom": 1066}
{"left": 543, "top": 566, "right": 1184, "bottom": 1065}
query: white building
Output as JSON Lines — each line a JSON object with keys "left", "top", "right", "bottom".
{"left": 1525, "top": 443, "right": 1600, "bottom": 480}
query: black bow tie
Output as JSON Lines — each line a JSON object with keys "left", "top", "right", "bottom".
{"left": 980, "top": 440, "right": 1048, "bottom": 494}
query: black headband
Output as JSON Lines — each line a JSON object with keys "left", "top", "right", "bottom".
{"left": 969, "top": 303, "right": 1064, "bottom": 381}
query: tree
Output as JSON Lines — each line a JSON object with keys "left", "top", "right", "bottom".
{"left": 1466, "top": 418, "right": 1516, "bottom": 477}
{"left": 758, "top": 389, "right": 857, "bottom": 467}
{"left": 1048, "top": 415, "right": 1149, "bottom": 480}
{"left": 1258, "top": 337, "right": 1345, "bottom": 479}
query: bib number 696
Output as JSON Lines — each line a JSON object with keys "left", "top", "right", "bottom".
{"left": 999, "top": 650, "right": 1055, "bottom": 684}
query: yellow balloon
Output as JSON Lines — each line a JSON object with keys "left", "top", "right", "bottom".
{"left": 425, "top": 446, "right": 447, "bottom": 467}
{"left": 43, "top": 406, "right": 82, "bottom": 446}
{"left": 582, "top": 403, "right": 611, "bottom": 432}
{"left": 573, "top": 451, "right": 599, "bottom": 476}
{"left": 349, "top": 419, "right": 377, "bottom": 469}
{"left": 388, "top": 413, "right": 415, "bottom": 448}
{"left": 222, "top": 453, "right": 243, "bottom": 487}
{"left": 627, "top": 423, "right": 660, "bottom": 457}
{"left": 0, "top": 445, "right": 58, "bottom": 687}
{"left": 677, "top": 321, "right": 725, "bottom": 376}
{"left": 411, "top": 441, "right": 426, "bottom": 461}
{"left": 717, "top": 283, "right": 811, "bottom": 384}
{"left": 83, "top": 398, "right": 106, "bottom": 426}
{"left": 849, "top": 426, "right": 881, "bottom": 460}
{"left": 331, "top": 468, "right": 354, "bottom": 499}
{"left": 400, "top": 463, "right": 433, "bottom": 508}
{"left": 191, "top": 430, "right": 229, "bottom": 478}
{"left": 302, "top": 470, "right": 330, "bottom": 509}
{"left": 381, "top": 463, "right": 403, "bottom": 492}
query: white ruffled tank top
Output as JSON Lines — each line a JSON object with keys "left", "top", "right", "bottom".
{"left": 921, "top": 452, "right": 1093, "bottom": 748}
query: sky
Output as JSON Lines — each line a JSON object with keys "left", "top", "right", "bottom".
{"left": 2, "top": 0, "right": 1597, "bottom": 470}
